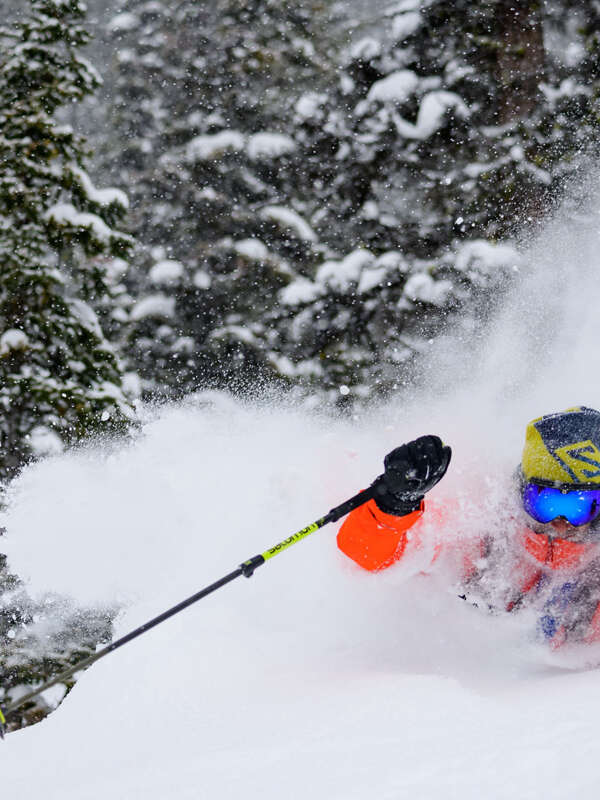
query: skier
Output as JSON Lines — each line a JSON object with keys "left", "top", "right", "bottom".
{"left": 338, "top": 406, "right": 600, "bottom": 647}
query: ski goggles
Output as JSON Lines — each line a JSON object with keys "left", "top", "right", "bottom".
{"left": 522, "top": 482, "right": 600, "bottom": 526}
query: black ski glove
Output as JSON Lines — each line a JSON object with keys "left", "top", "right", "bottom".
{"left": 372, "top": 435, "right": 451, "bottom": 516}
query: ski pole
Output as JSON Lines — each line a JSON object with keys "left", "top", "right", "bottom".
{"left": 0, "top": 476, "right": 387, "bottom": 737}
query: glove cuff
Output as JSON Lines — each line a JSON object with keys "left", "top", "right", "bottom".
{"left": 374, "top": 493, "right": 423, "bottom": 516}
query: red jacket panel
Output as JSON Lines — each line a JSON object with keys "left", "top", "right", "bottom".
{"left": 337, "top": 497, "right": 600, "bottom": 646}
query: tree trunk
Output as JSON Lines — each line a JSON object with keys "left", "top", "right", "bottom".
{"left": 494, "top": 0, "right": 545, "bottom": 123}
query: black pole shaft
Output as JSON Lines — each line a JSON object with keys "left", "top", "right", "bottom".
{"left": 324, "top": 482, "right": 379, "bottom": 524}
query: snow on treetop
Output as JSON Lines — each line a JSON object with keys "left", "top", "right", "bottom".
{"left": 107, "top": 12, "right": 139, "bottom": 33}
{"left": 117, "top": 48, "right": 136, "bottom": 65}
{"left": 197, "top": 187, "right": 218, "bottom": 201}
{"left": 564, "top": 40, "right": 586, "bottom": 67}
{"left": 186, "top": 130, "right": 296, "bottom": 162}
{"left": 280, "top": 277, "right": 322, "bottom": 306}
{"left": 234, "top": 239, "right": 269, "bottom": 261}
{"left": 509, "top": 145, "right": 524, "bottom": 162}
{"left": 401, "top": 272, "right": 453, "bottom": 307}
{"left": 71, "top": 299, "right": 103, "bottom": 337}
{"left": 367, "top": 70, "right": 419, "bottom": 105}
{"left": 28, "top": 425, "right": 64, "bottom": 457}
{"left": 292, "top": 37, "right": 316, "bottom": 59}
{"left": 193, "top": 271, "right": 211, "bottom": 290}
{"left": 105, "top": 257, "right": 128, "bottom": 283}
{"left": 268, "top": 353, "right": 323, "bottom": 378}
{"left": 316, "top": 249, "right": 376, "bottom": 292}
{"left": 149, "top": 260, "right": 184, "bottom": 285}
{"left": 90, "top": 381, "right": 135, "bottom": 412}
{"left": 259, "top": 206, "right": 316, "bottom": 242}
{"left": 540, "top": 79, "right": 590, "bottom": 103}
{"left": 393, "top": 91, "right": 469, "bottom": 140}
{"left": 77, "top": 56, "right": 103, "bottom": 88}
{"left": 44, "top": 203, "right": 113, "bottom": 243}
{"left": 294, "top": 93, "right": 327, "bottom": 121}
{"left": 454, "top": 240, "right": 521, "bottom": 275}
{"left": 350, "top": 38, "right": 382, "bottom": 62}
{"left": 140, "top": 1, "right": 166, "bottom": 13}
{"left": 391, "top": 11, "right": 422, "bottom": 41}
{"left": 54, "top": 124, "right": 74, "bottom": 137}
{"left": 376, "top": 251, "right": 409, "bottom": 272}
{"left": 464, "top": 157, "right": 509, "bottom": 178}
{"left": 130, "top": 294, "right": 175, "bottom": 322}
{"left": 172, "top": 337, "right": 195, "bottom": 354}
{"left": 444, "top": 59, "right": 476, "bottom": 84}
{"left": 45, "top": 0, "right": 85, "bottom": 9}
{"left": 246, "top": 133, "right": 296, "bottom": 161}
{"left": 279, "top": 247, "right": 397, "bottom": 304}
{"left": 0, "top": 329, "right": 28, "bottom": 355}
{"left": 186, "top": 131, "right": 245, "bottom": 161}
{"left": 357, "top": 266, "right": 388, "bottom": 294}
{"left": 211, "top": 325, "right": 258, "bottom": 346}
{"left": 70, "top": 166, "right": 129, "bottom": 210}
{"left": 360, "top": 200, "right": 379, "bottom": 220}
{"left": 384, "top": 0, "right": 422, "bottom": 14}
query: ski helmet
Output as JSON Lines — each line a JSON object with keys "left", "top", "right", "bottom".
{"left": 521, "top": 406, "right": 600, "bottom": 489}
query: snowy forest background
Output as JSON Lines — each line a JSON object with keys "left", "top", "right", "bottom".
{"left": 1, "top": 0, "right": 600, "bottom": 730}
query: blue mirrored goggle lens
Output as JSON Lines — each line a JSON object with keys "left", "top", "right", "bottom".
{"left": 522, "top": 484, "right": 600, "bottom": 526}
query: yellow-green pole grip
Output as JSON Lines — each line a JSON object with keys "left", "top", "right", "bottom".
{"left": 261, "top": 519, "right": 324, "bottom": 561}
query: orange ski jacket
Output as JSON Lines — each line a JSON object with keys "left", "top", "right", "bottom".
{"left": 337, "top": 497, "right": 600, "bottom": 646}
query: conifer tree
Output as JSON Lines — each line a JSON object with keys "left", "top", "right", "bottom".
{"left": 104, "top": 0, "right": 333, "bottom": 398}
{"left": 0, "top": 0, "right": 135, "bottom": 481}
{"left": 0, "top": 0, "right": 137, "bottom": 733}
{"left": 271, "top": 0, "right": 600, "bottom": 400}
{"left": 98, "top": 0, "right": 600, "bottom": 404}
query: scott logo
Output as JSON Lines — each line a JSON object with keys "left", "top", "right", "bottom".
{"left": 554, "top": 440, "right": 600, "bottom": 482}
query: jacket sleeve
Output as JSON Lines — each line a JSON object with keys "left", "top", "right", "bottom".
{"left": 337, "top": 496, "right": 425, "bottom": 572}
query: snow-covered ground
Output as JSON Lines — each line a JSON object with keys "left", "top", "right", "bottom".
{"left": 4, "top": 182, "right": 600, "bottom": 797}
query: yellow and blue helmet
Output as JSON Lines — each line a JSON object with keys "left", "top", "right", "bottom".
{"left": 521, "top": 406, "right": 600, "bottom": 489}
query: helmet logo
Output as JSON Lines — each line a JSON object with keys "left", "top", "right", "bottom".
{"left": 525, "top": 409, "right": 600, "bottom": 485}
{"left": 553, "top": 440, "right": 600, "bottom": 482}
